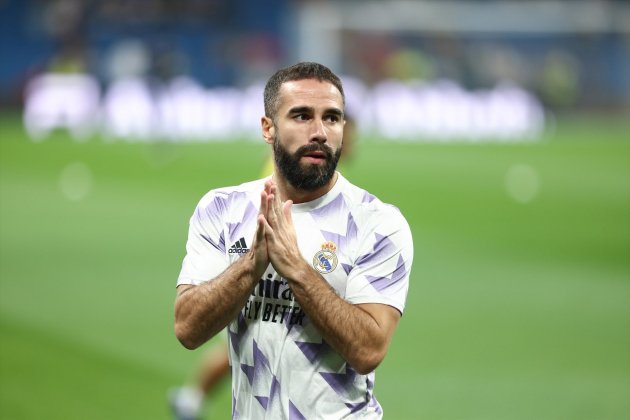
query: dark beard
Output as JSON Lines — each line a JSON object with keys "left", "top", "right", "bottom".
{"left": 273, "top": 137, "right": 341, "bottom": 191}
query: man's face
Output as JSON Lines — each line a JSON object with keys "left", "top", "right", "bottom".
{"left": 264, "top": 79, "right": 345, "bottom": 191}
{"left": 273, "top": 132, "right": 342, "bottom": 191}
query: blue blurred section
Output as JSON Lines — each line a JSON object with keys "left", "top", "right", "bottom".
{"left": 0, "top": 0, "right": 288, "bottom": 102}
{"left": 0, "top": 1, "right": 55, "bottom": 100}
{"left": 1, "top": 0, "right": 628, "bottom": 110}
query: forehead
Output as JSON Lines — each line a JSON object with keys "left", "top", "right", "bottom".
{"left": 276, "top": 79, "right": 343, "bottom": 113}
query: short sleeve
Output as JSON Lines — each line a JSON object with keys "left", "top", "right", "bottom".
{"left": 177, "top": 191, "right": 230, "bottom": 286}
{"left": 344, "top": 206, "right": 413, "bottom": 314}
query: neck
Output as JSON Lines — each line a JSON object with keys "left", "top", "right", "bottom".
{"left": 272, "top": 171, "right": 339, "bottom": 204}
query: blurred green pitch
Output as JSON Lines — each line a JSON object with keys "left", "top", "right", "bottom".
{"left": 1, "top": 113, "right": 629, "bottom": 419}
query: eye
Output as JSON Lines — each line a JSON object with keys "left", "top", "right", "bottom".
{"left": 294, "top": 113, "right": 309, "bottom": 121}
{"left": 324, "top": 114, "right": 340, "bottom": 123}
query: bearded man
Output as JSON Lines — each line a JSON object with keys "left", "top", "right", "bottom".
{"left": 174, "top": 62, "right": 413, "bottom": 419}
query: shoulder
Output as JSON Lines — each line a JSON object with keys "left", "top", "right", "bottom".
{"left": 197, "top": 178, "right": 267, "bottom": 211}
{"left": 191, "top": 178, "right": 266, "bottom": 227}
{"left": 339, "top": 176, "right": 411, "bottom": 231}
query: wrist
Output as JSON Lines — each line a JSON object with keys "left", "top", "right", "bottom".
{"left": 284, "top": 258, "right": 315, "bottom": 286}
{"left": 249, "top": 250, "right": 270, "bottom": 281}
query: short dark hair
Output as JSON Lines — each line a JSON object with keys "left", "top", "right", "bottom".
{"left": 263, "top": 62, "right": 345, "bottom": 120}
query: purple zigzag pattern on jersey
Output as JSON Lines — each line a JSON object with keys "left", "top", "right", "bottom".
{"left": 196, "top": 200, "right": 226, "bottom": 253}
{"left": 289, "top": 400, "right": 307, "bottom": 420}
{"left": 199, "top": 232, "right": 225, "bottom": 253}
{"left": 366, "top": 373, "right": 382, "bottom": 414}
{"left": 198, "top": 192, "right": 239, "bottom": 253}
{"left": 269, "top": 375, "right": 281, "bottom": 410}
{"left": 362, "top": 191, "right": 376, "bottom": 203}
{"left": 285, "top": 318, "right": 308, "bottom": 334}
{"left": 355, "top": 233, "right": 396, "bottom": 267}
{"left": 310, "top": 195, "right": 358, "bottom": 253}
{"left": 239, "top": 339, "right": 269, "bottom": 388}
{"left": 295, "top": 340, "right": 331, "bottom": 364}
{"left": 240, "top": 363, "right": 255, "bottom": 386}
{"left": 228, "top": 313, "right": 248, "bottom": 354}
{"left": 366, "top": 255, "right": 408, "bottom": 292}
{"left": 345, "top": 368, "right": 376, "bottom": 415}
{"left": 285, "top": 318, "right": 296, "bottom": 333}
{"left": 227, "top": 200, "right": 258, "bottom": 244}
{"left": 368, "top": 395, "right": 383, "bottom": 415}
{"left": 284, "top": 307, "right": 308, "bottom": 333}
{"left": 310, "top": 192, "right": 345, "bottom": 219}
{"left": 320, "top": 213, "right": 358, "bottom": 253}
{"left": 203, "top": 194, "right": 228, "bottom": 219}
{"left": 255, "top": 395, "right": 269, "bottom": 410}
{"left": 346, "top": 401, "right": 367, "bottom": 415}
{"left": 341, "top": 263, "right": 352, "bottom": 275}
{"left": 226, "top": 190, "right": 249, "bottom": 208}
{"left": 232, "top": 390, "right": 238, "bottom": 419}
{"left": 253, "top": 339, "right": 270, "bottom": 377}
{"left": 254, "top": 375, "right": 281, "bottom": 411}
{"left": 218, "top": 231, "right": 226, "bottom": 252}
{"left": 366, "top": 374, "right": 374, "bottom": 395}
{"left": 320, "top": 366, "right": 358, "bottom": 397}
{"left": 346, "top": 396, "right": 382, "bottom": 416}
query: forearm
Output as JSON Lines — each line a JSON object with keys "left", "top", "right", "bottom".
{"left": 174, "top": 255, "right": 260, "bottom": 349}
{"left": 287, "top": 262, "right": 392, "bottom": 374}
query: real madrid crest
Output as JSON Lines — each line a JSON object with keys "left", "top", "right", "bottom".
{"left": 313, "top": 241, "right": 338, "bottom": 274}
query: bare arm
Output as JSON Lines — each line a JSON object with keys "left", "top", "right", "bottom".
{"left": 174, "top": 254, "right": 258, "bottom": 349}
{"left": 174, "top": 192, "right": 270, "bottom": 349}
{"left": 261, "top": 182, "right": 401, "bottom": 374}
{"left": 285, "top": 260, "right": 400, "bottom": 374}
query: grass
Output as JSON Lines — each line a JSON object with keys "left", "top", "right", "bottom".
{"left": 1, "top": 112, "right": 629, "bottom": 419}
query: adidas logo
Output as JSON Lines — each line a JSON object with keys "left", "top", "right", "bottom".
{"left": 228, "top": 237, "right": 249, "bottom": 254}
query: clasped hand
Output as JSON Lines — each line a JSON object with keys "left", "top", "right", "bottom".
{"left": 250, "top": 180, "right": 302, "bottom": 279}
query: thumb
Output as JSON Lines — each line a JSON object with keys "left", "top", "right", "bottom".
{"left": 255, "top": 214, "right": 266, "bottom": 243}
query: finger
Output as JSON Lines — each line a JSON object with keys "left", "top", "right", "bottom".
{"left": 261, "top": 190, "right": 275, "bottom": 226}
{"left": 270, "top": 186, "right": 284, "bottom": 223}
{"left": 264, "top": 179, "right": 274, "bottom": 195}
{"left": 259, "top": 190, "right": 268, "bottom": 217}
{"left": 256, "top": 214, "right": 266, "bottom": 242}
{"left": 266, "top": 193, "right": 281, "bottom": 228}
{"left": 251, "top": 214, "right": 270, "bottom": 277}
{"left": 251, "top": 211, "right": 266, "bottom": 251}
{"left": 269, "top": 183, "right": 279, "bottom": 203}
{"left": 261, "top": 212, "right": 274, "bottom": 241}
{"left": 267, "top": 193, "right": 275, "bottom": 214}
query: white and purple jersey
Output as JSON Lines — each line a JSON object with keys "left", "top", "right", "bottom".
{"left": 177, "top": 173, "right": 413, "bottom": 419}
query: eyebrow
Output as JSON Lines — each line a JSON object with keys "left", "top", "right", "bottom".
{"left": 287, "top": 106, "right": 312, "bottom": 116}
{"left": 287, "top": 106, "right": 344, "bottom": 118}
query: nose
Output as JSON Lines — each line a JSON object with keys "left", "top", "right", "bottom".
{"left": 309, "top": 118, "right": 327, "bottom": 144}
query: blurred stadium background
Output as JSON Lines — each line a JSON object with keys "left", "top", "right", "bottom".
{"left": 1, "top": 0, "right": 629, "bottom": 419}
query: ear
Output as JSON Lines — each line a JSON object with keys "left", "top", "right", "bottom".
{"left": 261, "top": 116, "right": 275, "bottom": 145}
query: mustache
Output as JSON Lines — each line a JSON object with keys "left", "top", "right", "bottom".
{"left": 295, "top": 142, "right": 334, "bottom": 158}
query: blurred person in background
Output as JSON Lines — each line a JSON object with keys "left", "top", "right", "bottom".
{"left": 169, "top": 114, "right": 358, "bottom": 420}
{"left": 172, "top": 62, "right": 413, "bottom": 419}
